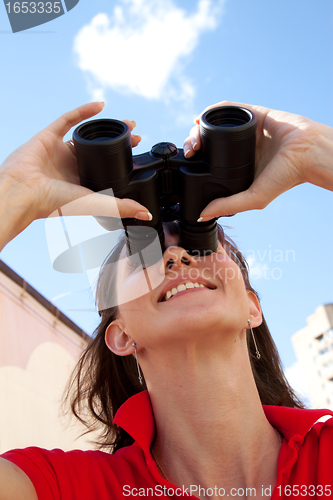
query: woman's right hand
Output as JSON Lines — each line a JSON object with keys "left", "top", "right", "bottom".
{"left": 0, "top": 103, "right": 152, "bottom": 250}
{"left": 183, "top": 101, "right": 333, "bottom": 219}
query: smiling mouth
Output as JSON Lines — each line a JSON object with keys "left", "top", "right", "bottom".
{"left": 159, "top": 285, "right": 216, "bottom": 302}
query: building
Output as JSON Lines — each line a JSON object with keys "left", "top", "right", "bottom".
{"left": 0, "top": 260, "right": 99, "bottom": 454}
{"left": 291, "top": 304, "right": 333, "bottom": 409}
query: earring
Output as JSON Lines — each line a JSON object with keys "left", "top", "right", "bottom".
{"left": 132, "top": 342, "right": 143, "bottom": 385}
{"left": 248, "top": 320, "right": 261, "bottom": 360}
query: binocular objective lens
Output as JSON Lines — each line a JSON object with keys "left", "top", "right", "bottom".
{"left": 77, "top": 121, "right": 126, "bottom": 142}
{"left": 205, "top": 107, "right": 252, "bottom": 128}
{"left": 73, "top": 118, "right": 133, "bottom": 190}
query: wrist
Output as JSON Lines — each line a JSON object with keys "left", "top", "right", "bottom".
{"left": 303, "top": 121, "right": 333, "bottom": 191}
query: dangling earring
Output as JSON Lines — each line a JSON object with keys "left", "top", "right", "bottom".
{"left": 132, "top": 342, "right": 143, "bottom": 385}
{"left": 248, "top": 320, "right": 261, "bottom": 360}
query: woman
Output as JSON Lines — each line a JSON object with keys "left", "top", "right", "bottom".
{"left": 0, "top": 101, "right": 332, "bottom": 499}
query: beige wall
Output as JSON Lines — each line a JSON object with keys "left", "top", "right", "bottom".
{"left": 0, "top": 268, "right": 98, "bottom": 454}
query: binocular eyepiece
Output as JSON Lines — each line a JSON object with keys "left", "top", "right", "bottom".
{"left": 72, "top": 106, "right": 256, "bottom": 262}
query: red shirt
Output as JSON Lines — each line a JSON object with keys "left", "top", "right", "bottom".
{"left": 2, "top": 390, "right": 333, "bottom": 499}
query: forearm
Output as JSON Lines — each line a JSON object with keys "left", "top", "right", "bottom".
{"left": 0, "top": 174, "right": 35, "bottom": 252}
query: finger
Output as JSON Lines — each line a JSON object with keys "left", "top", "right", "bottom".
{"left": 65, "top": 139, "right": 76, "bottom": 157}
{"left": 122, "top": 119, "right": 137, "bottom": 131}
{"left": 47, "top": 184, "right": 153, "bottom": 221}
{"left": 122, "top": 120, "right": 141, "bottom": 148}
{"left": 194, "top": 100, "right": 271, "bottom": 134}
{"left": 197, "top": 163, "right": 291, "bottom": 219}
{"left": 48, "top": 102, "right": 105, "bottom": 138}
{"left": 183, "top": 137, "right": 194, "bottom": 158}
{"left": 183, "top": 124, "right": 201, "bottom": 158}
{"left": 131, "top": 134, "right": 141, "bottom": 148}
{"left": 190, "top": 124, "right": 201, "bottom": 151}
{"left": 198, "top": 190, "right": 261, "bottom": 219}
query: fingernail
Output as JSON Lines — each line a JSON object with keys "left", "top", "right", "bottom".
{"left": 131, "top": 120, "right": 136, "bottom": 127}
{"left": 135, "top": 211, "right": 153, "bottom": 221}
{"left": 191, "top": 138, "right": 197, "bottom": 150}
{"left": 184, "top": 144, "right": 190, "bottom": 158}
{"left": 100, "top": 102, "right": 105, "bottom": 108}
{"left": 197, "top": 215, "right": 213, "bottom": 222}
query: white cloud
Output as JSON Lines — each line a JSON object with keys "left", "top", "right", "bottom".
{"left": 284, "top": 361, "right": 312, "bottom": 408}
{"left": 73, "top": 0, "right": 224, "bottom": 104}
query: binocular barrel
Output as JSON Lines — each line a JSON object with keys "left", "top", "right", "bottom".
{"left": 72, "top": 106, "right": 256, "bottom": 258}
{"left": 200, "top": 106, "right": 256, "bottom": 182}
{"left": 73, "top": 119, "right": 133, "bottom": 192}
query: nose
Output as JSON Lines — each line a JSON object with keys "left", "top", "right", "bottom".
{"left": 162, "top": 245, "right": 198, "bottom": 272}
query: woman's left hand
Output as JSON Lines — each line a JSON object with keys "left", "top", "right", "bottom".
{"left": 183, "top": 100, "right": 333, "bottom": 219}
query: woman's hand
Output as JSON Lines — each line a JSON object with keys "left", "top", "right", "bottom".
{"left": 0, "top": 102, "right": 151, "bottom": 249}
{"left": 183, "top": 101, "right": 333, "bottom": 220}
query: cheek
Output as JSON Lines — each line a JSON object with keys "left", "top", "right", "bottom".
{"left": 116, "top": 270, "right": 151, "bottom": 306}
{"left": 115, "top": 259, "right": 162, "bottom": 306}
{"left": 117, "top": 295, "right": 148, "bottom": 338}
{"left": 211, "top": 253, "right": 243, "bottom": 284}
{"left": 212, "top": 255, "right": 249, "bottom": 308}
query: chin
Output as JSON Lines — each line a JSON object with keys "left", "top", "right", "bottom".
{"left": 167, "top": 307, "right": 229, "bottom": 330}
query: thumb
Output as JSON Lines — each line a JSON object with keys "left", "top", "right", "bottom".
{"left": 46, "top": 184, "right": 152, "bottom": 221}
{"left": 199, "top": 189, "right": 264, "bottom": 219}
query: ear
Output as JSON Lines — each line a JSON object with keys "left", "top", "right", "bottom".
{"left": 246, "top": 290, "right": 262, "bottom": 328}
{"left": 105, "top": 321, "right": 137, "bottom": 357}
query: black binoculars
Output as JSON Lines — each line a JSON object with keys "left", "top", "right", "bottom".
{"left": 72, "top": 106, "right": 257, "bottom": 263}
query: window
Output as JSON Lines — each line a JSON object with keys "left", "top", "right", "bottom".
{"left": 319, "top": 347, "right": 329, "bottom": 356}
{"left": 316, "top": 334, "right": 324, "bottom": 342}
{"left": 323, "top": 359, "right": 333, "bottom": 369}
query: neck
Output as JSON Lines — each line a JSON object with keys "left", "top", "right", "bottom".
{"left": 141, "top": 335, "right": 282, "bottom": 499}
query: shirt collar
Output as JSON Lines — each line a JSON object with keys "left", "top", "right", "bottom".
{"left": 113, "top": 390, "right": 333, "bottom": 452}
{"left": 263, "top": 404, "right": 333, "bottom": 439}
{"left": 113, "top": 391, "right": 155, "bottom": 454}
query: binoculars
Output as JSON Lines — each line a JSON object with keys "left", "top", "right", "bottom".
{"left": 72, "top": 106, "right": 257, "bottom": 263}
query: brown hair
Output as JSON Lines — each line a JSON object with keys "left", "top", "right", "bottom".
{"left": 64, "top": 221, "right": 305, "bottom": 452}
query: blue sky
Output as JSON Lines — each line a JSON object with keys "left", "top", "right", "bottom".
{"left": 1, "top": 0, "right": 333, "bottom": 402}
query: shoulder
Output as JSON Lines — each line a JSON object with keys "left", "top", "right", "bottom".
{"left": 0, "top": 456, "right": 38, "bottom": 500}
{"left": 299, "top": 417, "right": 333, "bottom": 482}
{"left": 1, "top": 443, "right": 151, "bottom": 500}
{"left": 1, "top": 443, "right": 146, "bottom": 475}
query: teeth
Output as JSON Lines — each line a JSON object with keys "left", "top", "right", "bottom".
{"left": 163, "top": 282, "right": 208, "bottom": 301}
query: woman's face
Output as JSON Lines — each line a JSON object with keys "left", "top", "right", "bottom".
{"left": 108, "top": 230, "right": 258, "bottom": 350}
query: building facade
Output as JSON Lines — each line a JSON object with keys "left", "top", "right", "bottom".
{"left": 292, "top": 303, "right": 333, "bottom": 409}
{"left": 0, "top": 260, "right": 100, "bottom": 454}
